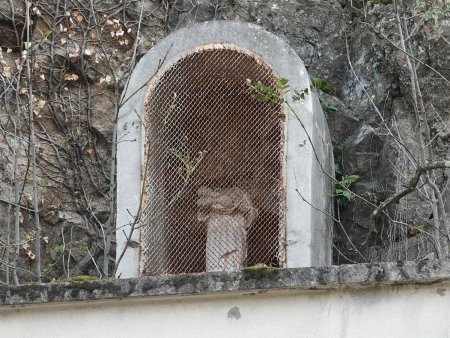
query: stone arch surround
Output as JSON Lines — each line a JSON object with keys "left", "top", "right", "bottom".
{"left": 115, "top": 21, "right": 334, "bottom": 278}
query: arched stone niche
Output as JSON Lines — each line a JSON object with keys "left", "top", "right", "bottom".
{"left": 116, "top": 21, "right": 334, "bottom": 278}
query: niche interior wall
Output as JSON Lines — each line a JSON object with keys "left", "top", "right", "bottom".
{"left": 116, "top": 21, "right": 334, "bottom": 278}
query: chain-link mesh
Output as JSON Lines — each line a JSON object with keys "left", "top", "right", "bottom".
{"left": 141, "top": 44, "right": 285, "bottom": 275}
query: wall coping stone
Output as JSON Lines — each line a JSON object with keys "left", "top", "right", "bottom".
{"left": 1, "top": 259, "right": 450, "bottom": 307}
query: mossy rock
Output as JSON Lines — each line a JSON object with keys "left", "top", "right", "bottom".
{"left": 312, "top": 78, "right": 332, "bottom": 94}
{"left": 51, "top": 275, "right": 100, "bottom": 284}
{"left": 241, "top": 265, "right": 279, "bottom": 280}
{"left": 372, "top": 0, "right": 392, "bottom": 4}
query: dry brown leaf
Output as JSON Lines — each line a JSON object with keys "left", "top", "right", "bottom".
{"left": 116, "top": 27, "right": 124, "bottom": 37}
{"left": 37, "top": 146, "right": 44, "bottom": 156}
{"left": 74, "top": 12, "right": 83, "bottom": 22}
{"left": 37, "top": 99, "right": 46, "bottom": 108}
{"left": 27, "top": 251, "right": 36, "bottom": 260}
{"left": 3, "top": 66, "right": 12, "bottom": 78}
{"left": 64, "top": 73, "right": 79, "bottom": 81}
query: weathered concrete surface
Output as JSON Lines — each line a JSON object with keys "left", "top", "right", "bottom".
{"left": 2, "top": 283, "right": 450, "bottom": 338}
{"left": 2, "top": 259, "right": 450, "bottom": 307}
{"left": 2, "top": 260, "right": 450, "bottom": 338}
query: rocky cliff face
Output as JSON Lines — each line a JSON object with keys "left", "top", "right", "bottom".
{"left": 0, "top": 0, "right": 448, "bottom": 282}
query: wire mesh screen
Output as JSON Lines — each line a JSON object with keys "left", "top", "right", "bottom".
{"left": 141, "top": 44, "right": 285, "bottom": 275}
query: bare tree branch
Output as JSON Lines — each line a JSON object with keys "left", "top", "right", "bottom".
{"left": 371, "top": 160, "right": 450, "bottom": 219}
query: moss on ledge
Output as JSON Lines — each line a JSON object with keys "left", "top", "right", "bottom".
{"left": 1, "top": 259, "right": 450, "bottom": 307}
{"left": 241, "top": 265, "right": 279, "bottom": 280}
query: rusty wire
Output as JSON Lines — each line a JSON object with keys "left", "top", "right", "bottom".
{"left": 141, "top": 44, "right": 285, "bottom": 275}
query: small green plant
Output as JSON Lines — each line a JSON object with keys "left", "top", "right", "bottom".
{"left": 377, "top": 59, "right": 390, "bottom": 72}
{"left": 169, "top": 149, "right": 205, "bottom": 181}
{"left": 42, "top": 243, "right": 65, "bottom": 276}
{"left": 335, "top": 174, "right": 360, "bottom": 207}
{"left": 312, "top": 78, "right": 332, "bottom": 94}
{"left": 76, "top": 242, "right": 88, "bottom": 252}
{"left": 42, "top": 261, "right": 58, "bottom": 276}
{"left": 246, "top": 77, "right": 288, "bottom": 104}
{"left": 292, "top": 87, "right": 310, "bottom": 101}
{"left": 319, "top": 98, "right": 337, "bottom": 119}
{"left": 418, "top": 223, "right": 425, "bottom": 233}
{"left": 163, "top": 93, "right": 178, "bottom": 127}
{"left": 247, "top": 77, "right": 313, "bottom": 106}
{"left": 332, "top": 138, "right": 351, "bottom": 174}
{"left": 319, "top": 98, "right": 337, "bottom": 112}
{"left": 48, "top": 243, "right": 65, "bottom": 260}
{"left": 372, "top": 0, "right": 392, "bottom": 4}
{"left": 299, "top": 139, "right": 308, "bottom": 148}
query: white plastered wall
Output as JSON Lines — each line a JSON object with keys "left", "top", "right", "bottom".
{"left": 2, "top": 282, "right": 450, "bottom": 338}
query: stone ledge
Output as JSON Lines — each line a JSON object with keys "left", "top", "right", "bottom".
{"left": 1, "top": 259, "right": 450, "bottom": 307}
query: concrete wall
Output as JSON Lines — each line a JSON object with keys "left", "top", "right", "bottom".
{"left": 1, "top": 282, "right": 449, "bottom": 338}
{"left": 2, "top": 260, "right": 450, "bottom": 337}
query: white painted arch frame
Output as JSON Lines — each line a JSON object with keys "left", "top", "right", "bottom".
{"left": 115, "top": 21, "right": 334, "bottom": 278}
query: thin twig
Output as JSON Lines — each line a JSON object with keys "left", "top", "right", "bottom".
{"left": 371, "top": 160, "right": 450, "bottom": 218}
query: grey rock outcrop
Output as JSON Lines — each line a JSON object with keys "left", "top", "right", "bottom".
{"left": 0, "top": 0, "right": 449, "bottom": 281}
